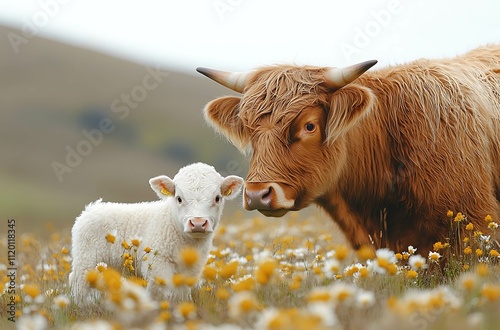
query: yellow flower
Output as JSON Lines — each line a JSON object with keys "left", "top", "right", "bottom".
{"left": 356, "top": 245, "right": 375, "bottom": 261}
{"left": 255, "top": 259, "right": 278, "bottom": 285}
{"left": 387, "top": 264, "right": 398, "bottom": 275}
{"left": 476, "top": 264, "right": 488, "bottom": 277}
{"left": 143, "top": 246, "right": 152, "bottom": 253}
{"left": 475, "top": 249, "right": 483, "bottom": 257}
{"left": 446, "top": 210, "right": 454, "bottom": 218}
{"left": 160, "top": 301, "right": 169, "bottom": 310}
{"left": 157, "top": 311, "right": 171, "bottom": 322}
{"left": 85, "top": 270, "right": 100, "bottom": 288}
{"left": 481, "top": 284, "right": 500, "bottom": 301}
{"left": 215, "top": 287, "right": 231, "bottom": 300}
{"left": 334, "top": 245, "right": 349, "bottom": 261}
{"left": 489, "top": 249, "right": 499, "bottom": 258}
{"left": 219, "top": 261, "right": 239, "bottom": 280}
{"left": 289, "top": 279, "right": 301, "bottom": 291}
{"left": 176, "top": 302, "right": 196, "bottom": 320}
{"left": 484, "top": 214, "right": 492, "bottom": 223}
{"left": 121, "top": 240, "right": 131, "bottom": 250}
{"left": 433, "top": 242, "right": 444, "bottom": 251}
{"left": 359, "top": 267, "right": 370, "bottom": 278}
{"left": 172, "top": 274, "right": 185, "bottom": 287}
{"left": 61, "top": 247, "right": 69, "bottom": 255}
{"left": 131, "top": 238, "right": 141, "bottom": 247}
{"left": 203, "top": 265, "right": 217, "bottom": 281}
{"left": 488, "top": 222, "right": 498, "bottom": 229}
{"left": 102, "top": 268, "right": 122, "bottom": 291}
{"left": 465, "top": 223, "right": 474, "bottom": 231}
{"left": 395, "top": 253, "right": 403, "bottom": 261}
{"left": 463, "top": 247, "right": 472, "bottom": 255}
{"left": 232, "top": 277, "right": 256, "bottom": 292}
{"left": 307, "top": 289, "right": 331, "bottom": 303}
{"left": 105, "top": 232, "right": 116, "bottom": 244}
{"left": 463, "top": 237, "right": 470, "bottom": 243}
{"left": 406, "top": 270, "right": 418, "bottom": 279}
{"left": 23, "top": 284, "right": 40, "bottom": 298}
{"left": 180, "top": 247, "right": 199, "bottom": 268}
{"left": 155, "top": 276, "right": 167, "bottom": 286}
{"left": 454, "top": 212, "right": 464, "bottom": 222}
{"left": 184, "top": 276, "right": 198, "bottom": 287}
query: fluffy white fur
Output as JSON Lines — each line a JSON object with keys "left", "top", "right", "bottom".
{"left": 69, "top": 162, "right": 243, "bottom": 302}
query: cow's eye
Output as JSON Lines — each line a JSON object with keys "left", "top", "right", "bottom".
{"left": 176, "top": 196, "right": 182, "bottom": 204}
{"left": 215, "top": 195, "right": 221, "bottom": 203}
{"left": 305, "top": 123, "right": 316, "bottom": 132}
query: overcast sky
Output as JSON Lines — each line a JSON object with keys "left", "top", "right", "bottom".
{"left": 0, "top": 0, "right": 499, "bottom": 73}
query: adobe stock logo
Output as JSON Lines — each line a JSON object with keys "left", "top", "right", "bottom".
{"left": 339, "top": 0, "right": 403, "bottom": 61}
{"left": 51, "top": 66, "right": 169, "bottom": 183}
{"left": 7, "top": 0, "right": 72, "bottom": 54}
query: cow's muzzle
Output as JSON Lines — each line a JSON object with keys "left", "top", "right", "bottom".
{"left": 244, "top": 182, "right": 294, "bottom": 217}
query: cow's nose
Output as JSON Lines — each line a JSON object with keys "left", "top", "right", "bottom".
{"left": 189, "top": 217, "right": 208, "bottom": 233}
{"left": 245, "top": 183, "right": 275, "bottom": 210}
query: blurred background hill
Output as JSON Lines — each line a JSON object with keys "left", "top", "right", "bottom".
{"left": 0, "top": 24, "right": 248, "bottom": 234}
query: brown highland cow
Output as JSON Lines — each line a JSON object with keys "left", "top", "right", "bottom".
{"left": 197, "top": 45, "right": 500, "bottom": 258}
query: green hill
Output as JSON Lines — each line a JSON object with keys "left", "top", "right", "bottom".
{"left": 0, "top": 25, "right": 247, "bottom": 234}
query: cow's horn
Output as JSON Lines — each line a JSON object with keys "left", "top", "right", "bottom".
{"left": 324, "top": 60, "right": 377, "bottom": 88}
{"left": 196, "top": 67, "right": 250, "bottom": 93}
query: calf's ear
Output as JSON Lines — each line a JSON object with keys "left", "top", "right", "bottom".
{"left": 325, "top": 85, "right": 375, "bottom": 144}
{"left": 221, "top": 175, "right": 244, "bottom": 200}
{"left": 149, "top": 175, "right": 175, "bottom": 199}
{"left": 203, "top": 96, "right": 250, "bottom": 152}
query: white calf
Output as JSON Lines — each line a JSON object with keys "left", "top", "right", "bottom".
{"left": 69, "top": 162, "right": 243, "bottom": 302}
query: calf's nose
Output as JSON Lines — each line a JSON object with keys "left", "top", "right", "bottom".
{"left": 189, "top": 217, "right": 208, "bottom": 233}
{"left": 244, "top": 183, "right": 275, "bottom": 210}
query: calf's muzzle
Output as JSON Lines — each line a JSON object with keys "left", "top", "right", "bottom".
{"left": 188, "top": 217, "right": 210, "bottom": 233}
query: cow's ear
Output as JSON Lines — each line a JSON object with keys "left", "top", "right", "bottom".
{"left": 221, "top": 175, "right": 244, "bottom": 200}
{"left": 325, "top": 85, "right": 374, "bottom": 144}
{"left": 203, "top": 96, "right": 250, "bottom": 152}
{"left": 149, "top": 175, "right": 175, "bottom": 199}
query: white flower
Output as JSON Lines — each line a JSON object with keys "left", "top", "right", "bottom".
{"left": 329, "top": 282, "right": 357, "bottom": 304}
{"left": 408, "top": 245, "right": 417, "bottom": 255}
{"left": 17, "top": 314, "right": 47, "bottom": 330}
{"left": 428, "top": 251, "right": 442, "bottom": 262}
{"left": 307, "top": 301, "right": 338, "bottom": 327}
{"left": 376, "top": 248, "right": 397, "bottom": 263}
{"left": 408, "top": 254, "right": 428, "bottom": 270}
{"left": 95, "top": 262, "right": 108, "bottom": 271}
{"left": 356, "top": 289, "right": 376, "bottom": 308}
{"left": 228, "top": 291, "right": 258, "bottom": 319}
{"left": 53, "top": 294, "right": 70, "bottom": 309}
{"left": 367, "top": 248, "right": 397, "bottom": 274}
{"left": 323, "top": 259, "right": 340, "bottom": 277}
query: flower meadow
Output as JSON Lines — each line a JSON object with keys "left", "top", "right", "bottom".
{"left": 1, "top": 210, "right": 499, "bottom": 330}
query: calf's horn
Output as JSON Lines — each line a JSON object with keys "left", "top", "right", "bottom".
{"left": 196, "top": 67, "right": 250, "bottom": 93}
{"left": 324, "top": 60, "right": 377, "bottom": 89}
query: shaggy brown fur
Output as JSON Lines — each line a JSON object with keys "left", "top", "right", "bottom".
{"left": 202, "top": 45, "right": 500, "bottom": 257}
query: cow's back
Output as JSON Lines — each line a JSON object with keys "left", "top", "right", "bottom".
{"left": 345, "top": 45, "right": 500, "bottom": 252}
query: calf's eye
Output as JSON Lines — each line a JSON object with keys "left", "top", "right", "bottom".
{"left": 177, "top": 196, "right": 182, "bottom": 204}
{"left": 305, "top": 123, "right": 316, "bottom": 132}
{"left": 215, "top": 196, "right": 221, "bottom": 203}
